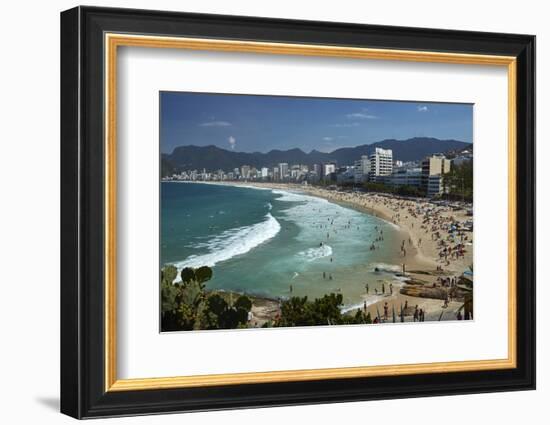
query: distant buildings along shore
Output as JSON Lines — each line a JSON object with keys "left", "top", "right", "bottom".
{"left": 163, "top": 147, "right": 473, "bottom": 199}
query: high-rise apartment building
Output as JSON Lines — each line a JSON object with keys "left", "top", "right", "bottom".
{"left": 369, "top": 148, "right": 393, "bottom": 180}
{"left": 278, "top": 163, "right": 289, "bottom": 179}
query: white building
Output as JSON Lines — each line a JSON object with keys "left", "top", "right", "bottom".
{"left": 273, "top": 167, "right": 280, "bottom": 181}
{"left": 240, "top": 165, "right": 251, "bottom": 179}
{"left": 261, "top": 167, "right": 269, "bottom": 178}
{"left": 353, "top": 155, "right": 370, "bottom": 183}
{"left": 313, "top": 164, "right": 321, "bottom": 175}
{"left": 278, "top": 163, "right": 289, "bottom": 179}
{"left": 323, "top": 163, "right": 336, "bottom": 177}
{"left": 369, "top": 148, "right": 393, "bottom": 179}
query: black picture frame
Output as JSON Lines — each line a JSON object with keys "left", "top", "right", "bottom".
{"left": 61, "top": 5, "right": 536, "bottom": 419}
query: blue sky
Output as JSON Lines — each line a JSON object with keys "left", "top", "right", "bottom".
{"left": 160, "top": 92, "right": 472, "bottom": 154}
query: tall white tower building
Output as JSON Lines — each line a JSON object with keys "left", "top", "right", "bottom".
{"left": 369, "top": 148, "right": 393, "bottom": 179}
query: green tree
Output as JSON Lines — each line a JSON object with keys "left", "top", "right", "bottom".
{"left": 160, "top": 265, "right": 215, "bottom": 331}
{"left": 205, "top": 293, "right": 252, "bottom": 329}
{"left": 396, "top": 185, "right": 426, "bottom": 197}
{"left": 160, "top": 265, "right": 180, "bottom": 331}
{"left": 180, "top": 267, "right": 196, "bottom": 284}
{"left": 363, "top": 181, "right": 395, "bottom": 194}
{"left": 195, "top": 266, "right": 213, "bottom": 283}
{"left": 276, "top": 293, "right": 347, "bottom": 327}
{"left": 442, "top": 160, "right": 473, "bottom": 202}
{"left": 234, "top": 295, "right": 253, "bottom": 311}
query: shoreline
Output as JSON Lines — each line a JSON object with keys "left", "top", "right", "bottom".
{"left": 176, "top": 180, "right": 461, "bottom": 270}
{"left": 165, "top": 180, "right": 474, "bottom": 323}
{"left": 193, "top": 182, "right": 473, "bottom": 273}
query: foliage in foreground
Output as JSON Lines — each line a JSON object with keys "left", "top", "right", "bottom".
{"left": 161, "top": 265, "right": 252, "bottom": 331}
{"left": 269, "top": 293, "right": 372, "bottom": 328}
{"left": 162, "top": 266, "right": 378, "bottom": 331}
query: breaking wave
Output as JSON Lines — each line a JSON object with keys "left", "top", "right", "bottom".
{"left": 297, "top": 244, "right": 333, "bottom": 262}
{"left": 173, "top": 213, "right": 281, "bottom": 276}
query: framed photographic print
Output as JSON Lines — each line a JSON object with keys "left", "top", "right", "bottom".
{"left": 60, "top": 6, "right": 536, "bottom": 419}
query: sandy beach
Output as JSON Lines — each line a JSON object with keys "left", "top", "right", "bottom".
{"left": 195, "top": 180, "right": 473, "bottom": 324}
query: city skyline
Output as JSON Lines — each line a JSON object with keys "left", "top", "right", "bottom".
{"left": 160, "top": 92, "right": 473, "bottom": 155}
{"left": 164, "top": 146, "right": 472, "bottom": 199}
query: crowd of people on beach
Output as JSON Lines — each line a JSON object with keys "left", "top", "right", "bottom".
{"left": 304, "top": 189, "right": 473, "bottom": 323}
{"left": 364, "top": 193, "right": 472, "bottom": 269}
{"left": 301, "top": 188, "right": 472, "bottom": 270}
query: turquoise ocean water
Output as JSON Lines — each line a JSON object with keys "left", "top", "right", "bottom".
{"left": 161, "top": 182, "right": 406, "bottom": 310}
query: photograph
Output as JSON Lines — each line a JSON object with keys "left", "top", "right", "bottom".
{"left": 160, "top": 92, "right": 474, "bottom": 331}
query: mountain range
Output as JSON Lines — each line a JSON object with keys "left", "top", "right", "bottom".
{"left": 161, "top": 137, "right": 472, "bottom": 176}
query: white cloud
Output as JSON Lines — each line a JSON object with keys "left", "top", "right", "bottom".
{"left": 346, "top": 108, "right": 378, "bottom": 120}
{"left": 199, "top": 120, "right": 232, "bottom": 127}
{"left": 323, "top": 135, "right": 347, "bottom": 142}
{"left": 417, "top": 106, "right": 429, "bottom": 112}
{"left": 346, "top": 112, "right": 378, "bottom": 119}
{"left": 228, "top": 136, "right": 236, "bottom": 150}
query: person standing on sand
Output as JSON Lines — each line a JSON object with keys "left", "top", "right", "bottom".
{"left": 384, "top": 302, "right": 389, "bottom": 320}
{"left": 414, "top": 305, "right": 419, "bottom": 322}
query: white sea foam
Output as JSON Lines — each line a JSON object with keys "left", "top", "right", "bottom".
{"left": 272, "top": 189, "right": 329, "bottom": 204}
{"left": 384, "top": 220, "right": 401, "bottom": 230}
{"left": 370, "top": 262, "right": 402, "bottom": 273}
{"left": 297, "top": 244, "right": 333, "bottom": 262}
{"left": 236, "top": 184, "right": 272, "bottom": 191}
{"left": 341, "top": 295, "right": 387, "bottom": 314}
{"left": 173, "top": 213, "right": 281, "bottom": 275}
